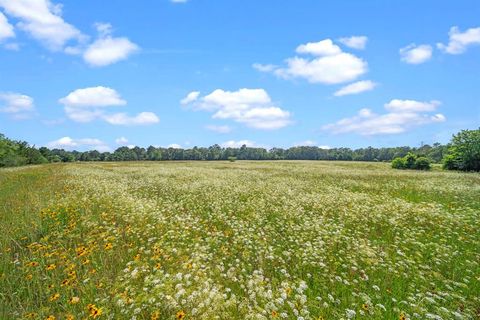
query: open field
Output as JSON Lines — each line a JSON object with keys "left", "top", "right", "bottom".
{"left": 1, "top": 161, "right": 479, "bottom": 320}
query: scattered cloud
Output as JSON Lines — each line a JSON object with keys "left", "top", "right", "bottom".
{"left": 437, "top": 26, "right": 480, "bottom": 54}
{"left": 180, "top": 91, "right": 200, "bottom": 105}
{"left": 47, "top": 136, "right": 110, "bottom": 152}
{"left": 293, "top": 140, "right": 331, "bottom": 149}
{"left": 0, "top": 11, "right": 15, "bottom": 41}
{"left": 59, "top": 86, "right": 160, "bottom": 125}
{"left": 59, "top": 86, "right": 127, "bottom": 108}
{"left": 83, "top": 22, "right": 139, "bottom": 67}
{"left": 400, "top": 44, "right": 432, "bottom": 64}
{"left": 115, "top": 137, "right": 129, "bottom": 145}
{"left": 252, "top": 63, "right": 277, "bottom": 72}
{"left": 323, "top": 99, "right": 446, "bottom": 135}
{"left": 255, "top": 38, "right": 368, "bottom": 84}
{"left": 221, "top": 140, "right": 257, "bottom": 148}
{"left": 0, "top": 0, "right": 84, "bottom": 51}
{"left": 171, "top": 0, "right": 188, "bottom": 3}
{"left": 296, "top": 39, "right": 341, "bottom": 56}
{"left": 181, "top": 88, "right": 292, "bottom": 130}
{"left": 205, "top": 125, "right": 232, "bottom": 133}
{"left": 167, "top": 143, "right": 182, "bottom": 148}
{"left": 338, "top": 36, "right": 368, "bottom": 50}
{"left": 103, "top": 112, "right": 159, "bottom": 126}
{"left": 334, "top": 80, "right": 377, "bottom": 97}
{"left": 0, "top": 92, "right": 35, "bottom": 119}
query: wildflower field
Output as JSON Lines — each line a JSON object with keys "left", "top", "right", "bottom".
{"left": 1, "top": 161, "right": 479, "bottom": 320}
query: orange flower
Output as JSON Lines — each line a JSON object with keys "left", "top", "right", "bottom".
{"left": 104, "top": 243, "right": 113, "bottom": 250}
{"left": 49, "top": 293, "right": 60, "bottom": 302}
{"left": 176, "top": 310, "right": 186, "bottom": 320}
{"left": 46, "top": 264, "right": 56, "bottom": 271}
{"left": 271, "top": 310, "right": 278, "bottom": 318}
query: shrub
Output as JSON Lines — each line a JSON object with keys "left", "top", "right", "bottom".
{"left": 392, "top": 153, "right": 430, "bottom": 170}
{"left": 228, "top": 156, "right": 237, "bottom": 162}
{"left": 414, "top": 157, "right": 431, "bottom": 170}
{"left": 391, "top": 157, "right": 406, "bottom": 169}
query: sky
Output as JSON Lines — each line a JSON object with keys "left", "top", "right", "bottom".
{"left": 0, "top": 0, "right": 479, "bottom": 152}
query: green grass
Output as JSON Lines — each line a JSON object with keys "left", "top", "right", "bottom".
{"left": 1, "top": 161, "right": 479, "bottom": 320}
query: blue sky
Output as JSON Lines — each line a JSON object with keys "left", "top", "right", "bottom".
{"left": 0, "top": 0, "right": 479, "bottom": 151}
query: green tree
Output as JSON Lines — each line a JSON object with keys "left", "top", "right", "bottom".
{"left": 443, "top": 128, "right": 480, "bottom": 171}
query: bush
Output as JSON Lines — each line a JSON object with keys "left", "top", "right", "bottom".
{"left": 442, "top": 128, "right": 480, "bottom": 171}
{"left": 391, "top": 157, "right": 406, "bottom": 169}
{"left": 414, "top": 157, "right": 431, "bottom": 170}
{"left": 392, "top": 153, "right": 430, "bottom": 170}
{"left": 228, "top": 156, "right": 237, "bottom": 162}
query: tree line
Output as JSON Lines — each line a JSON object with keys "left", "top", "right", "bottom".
{"left": 1, "top": 129, "right": 478, "bottom": 171}
{"left": 0, "top": 132, "right": 448, "bottom": 165}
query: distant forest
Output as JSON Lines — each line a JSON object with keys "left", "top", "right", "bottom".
{"left": 1, "top": 132, "right": 447, "bottom": 165}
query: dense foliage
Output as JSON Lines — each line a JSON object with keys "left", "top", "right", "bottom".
{"left": 391, "top": 152, "right": 431, "bottom": 170}
{"left": 0, "top": 134, "right": 48, "bottom": 167}
{"left": 443, "top": 128, "right": 480, "bottom": 172}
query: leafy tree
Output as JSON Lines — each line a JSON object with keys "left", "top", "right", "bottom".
{"left": 413, "top": 157, "right": 431, "bottom": 170}
{"left": 443, "top": 128, "right": 480, "bottom": 171}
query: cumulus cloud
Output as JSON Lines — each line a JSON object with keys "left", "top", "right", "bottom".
{"left": 323, "top": 99, "right": 446, "bottom": 135}
{"left": 0, "top": 0, "right": 84, "bottom": 51}
{"left": 167, "top": 143, "right": 182, "bottom": 148}
{"left": 59, "top": 86, "right": 159, "bottom": 125}
{"left": 83, "top": 23, "right": 139, "bottom": 67}
{"left": 59, "top": 86, "right": 127, "bottom": 108}
{"left": 338, "top": 36, "right": 368, "bottom": 50}
{"left": 0, "top": 11, "right": 14, "bottom": 41}
{"left": 400, "top": 44, "right": 432, "bottom": 64}
{"left": 103, "top": 112, "right": 159, "bottom": 126}
{"left": 293, "top": 140, "right": 331, "bottom": 149}
{"left": 115, "top": 137, "right": 129, "bottom": 145}
{"left": 255, "top": 38, "right": 368, "bottom": 84}
{"left": 437, "top": 26, "right": 480, "bottom": 54}
{"left": 0, "top": 92, "right": 35, "bottom": 119}
{"left": 47, "top": 136, "right": 110, "bottom": 152}
{"left": 334, "top": 80, "right": 377, "bottom": 97}
{"left": 180, "top": 91, "right": 200, "bottom": 105}
{"left": 205, "top": 125, "right": 232, "bottom": 133}
{"left": 182, "top": 88, "right": 292, "bottom": 130}
{"left": 221, "top": 140, "right": 257, "bottom": 148}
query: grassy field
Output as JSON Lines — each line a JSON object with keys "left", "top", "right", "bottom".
{"left": 1, "top": 161, "right": 479, "bottom": 320}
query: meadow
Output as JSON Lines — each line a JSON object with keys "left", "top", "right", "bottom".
{"left": 0, "top": 161, "right": 479, "bottom": 320}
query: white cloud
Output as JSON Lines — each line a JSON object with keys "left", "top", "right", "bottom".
{"left": 0, "top": 0, "right": 84, "bottom": 51}
{"left": 437, "top": 26, "right": 480, "bottom": 54}
{"left": 115, "top": 137, "right": 128, "bottom": 145}
{"left": 47, "top": 136, "right": 110, "bottom": 152}
{"left": 183, "top": 88, "right": 292, "bottom": 130}
{"left": 0, "top": 11, "right": 15, "bottom": 41}
{"left": 334, "top": 80, "right": 377, "bottom": 97}
{"left": 171, "top": 0, "right": 188, "bottom": 3}
{"left": 293, "top": 140, "right": 331, "bottom": 149}
{"left": 0, "top": 92, "right": 34, "bottom": 113}
{"left": 338, "top": 36, "right": 368, "bottom": 50}
{"left": 83, "top": 23, "right": 139, "bottom": 67}
{"left": 59, "top": 86, "right": 159, "bottom": 125}
{"left": 180, "top": 91, "right": 200, "bottom": 105}
{"left": 205, "top": 125, "right": 232, "bottom": 133}
{"left": 256, "top": 39, "right": 368, "bottom": 85}
{"left": 296, "top": 39, "right": 342, "bottom": 56}
{"left": 221, "top": 140, "right": 257, "bottom": 148}
{"left": 252, "top": 63, "right": 277, "bottom": 72}
{"left": 103, "top": 112, "right": 159, "bottom": 126}
{"left": 59, "top": 86, "right": 127, "bottom": 108}
{"left": 384, "top": 99, "right": 440, "bottom": 112}
{"left": 167, "top": 143, "right": 182, "bottom": 148}
{"left": 323, "top": 99, "right": 446, "bottom": 135}
{"left": 400, "top": 44, "right": 432, "bottom": 64}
